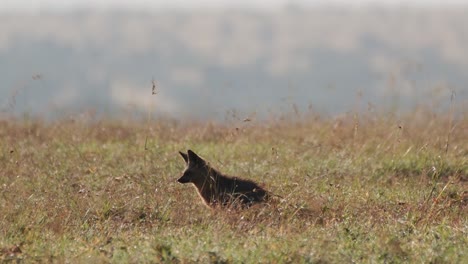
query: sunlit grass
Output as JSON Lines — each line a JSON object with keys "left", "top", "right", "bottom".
{"left": 0, "top": 107, "right": 466, "bottom": 262}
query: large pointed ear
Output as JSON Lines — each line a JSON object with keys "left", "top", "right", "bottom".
{"left": 187, "top": 149, "right": 206, "bottom": 166}
{"left": 179, "top": 151, "right": 188, "bottom": 163}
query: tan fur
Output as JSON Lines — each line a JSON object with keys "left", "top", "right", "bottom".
{"left": 177, "top": 150, "right": 269, "bottom": 208}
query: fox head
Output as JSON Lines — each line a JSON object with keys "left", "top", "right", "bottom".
{"left": 178, "top": 150, "right": 210, "bottom": 184}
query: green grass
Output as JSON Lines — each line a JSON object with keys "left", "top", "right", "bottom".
{"left": 0, "top": 109, "right": 466, "bottom": 263}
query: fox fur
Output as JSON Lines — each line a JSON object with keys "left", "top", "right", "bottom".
{"left": 177, "top": 150, "right": 269, "bottom": 208}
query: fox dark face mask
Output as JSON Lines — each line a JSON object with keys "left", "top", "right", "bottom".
{"left": 177, "top": 150, "right": 207, "bottom": 183}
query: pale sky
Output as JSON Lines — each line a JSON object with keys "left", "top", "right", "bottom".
{"left": 1, "top": 0, "right": 467, "bottom": 12}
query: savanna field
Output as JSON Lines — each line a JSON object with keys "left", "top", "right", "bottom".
{"left": 0, "top": 107, "right": 467, "bottom": 263}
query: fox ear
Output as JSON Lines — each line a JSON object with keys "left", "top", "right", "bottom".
{"left": 187, "top": 149, "right": 206, "bottom": 165}
{"left": 179, "top": 151, "right": 188, "bottom": 163}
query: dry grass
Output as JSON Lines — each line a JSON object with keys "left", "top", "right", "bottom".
{"left": 0, "top": 107, "right": 467, "bottom": 263}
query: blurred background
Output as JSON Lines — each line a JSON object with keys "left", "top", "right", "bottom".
{"left": 1, "top": 0, "right": 467, "bottom": 121}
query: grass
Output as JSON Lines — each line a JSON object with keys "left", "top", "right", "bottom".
{"left": 0, "top": 108, "right": 466, "bottom": 263}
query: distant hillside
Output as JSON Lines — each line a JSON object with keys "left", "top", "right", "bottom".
{"left": 1, "top": 7, "right": 467, "bottom": 120}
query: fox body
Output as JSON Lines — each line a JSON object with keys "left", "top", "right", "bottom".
{"left": 178, "top": 150, "right": 269, "bottom": 208}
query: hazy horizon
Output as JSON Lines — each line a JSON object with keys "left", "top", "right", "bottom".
{"left": 1, "top": 5, "right": 467, "bottom": 121}
{"left": 2, "top": 0, "right": 468, "bottom": 13}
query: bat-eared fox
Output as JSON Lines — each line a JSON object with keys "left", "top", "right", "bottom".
{"left": 178, "top": 150, "right": 270, "bottom": 208}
